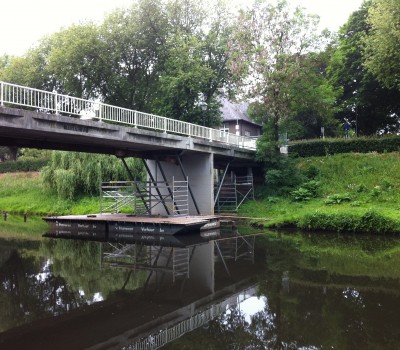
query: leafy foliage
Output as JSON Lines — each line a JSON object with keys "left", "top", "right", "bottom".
{"left": 324, "top": 193, "right": 351, "bottom": 205}
{"left": 364, "top": 0, "right": 400, "bottom": 90}
{"left": 327, "top": 0, "right": 400, "bottom": 135}
{"left": 41, "top": 152, "right": 145, "bottom": 200}
{"left": 291, "top": 180, "right": 320, "bottom": 202}
{"left": 229, "top": 0, "right": 332, "bottom": 141}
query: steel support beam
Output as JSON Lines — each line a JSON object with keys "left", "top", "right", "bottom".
{"left": 176, "top": 156, "right": 200, "bottom": 215}
{"left": 120, "top": 157, "right": 150, "bottom": 213}
{"left": 155, "top": 157, "right": 181, "bottom": 215}
{"left": 214, "top": 159, "right": 233, "bottom": 207}
{"left": 142, "top": 159, "right": 171, "bottom": 215}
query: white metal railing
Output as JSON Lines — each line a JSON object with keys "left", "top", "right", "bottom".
{"left": 0, "top": 80, "right": 257, "bottom": 150}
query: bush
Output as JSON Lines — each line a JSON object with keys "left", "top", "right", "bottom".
{"left": 324, "top": 193, "right": 351, "bottom": 205}
{"left": 291, "top": 187, "right": 312, "bottom": 202}
{"left": 0, "top": 158, "right": 49, "bottom": 173}
{"left": 291, "top": 180, "right": 320, "bottom": 202}
{"left": 289, "top": 136, "right": 400, "bottom": 157}
{"left": 298, "top": 210, "right": 400, "bottom": 234}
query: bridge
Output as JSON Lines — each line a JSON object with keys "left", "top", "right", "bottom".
{"left": 0, "top": 81, "right": 261, "bottom": 215}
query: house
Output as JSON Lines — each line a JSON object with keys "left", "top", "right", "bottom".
{"left": 219, "top": 98, "right": 262, "bottom": 137}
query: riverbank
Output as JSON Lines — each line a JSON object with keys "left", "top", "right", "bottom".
{"left": 2, "top": 152, "right": 400, "bottom": 234}
{"left": 240, "top": 152, "right": 400, "bottom": 234}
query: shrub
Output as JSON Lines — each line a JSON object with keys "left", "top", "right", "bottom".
{"left": 289, "top": 136, "right": 400, "bottom": 157}
{"left": 298, "top": 210, "right": 400, "bottom": 234}
{"left": 0, "top": 158, "right": 49, "bottom": 173}
{"left": 324, "top": 193, "right": 351, "bottom": 205}
{"left": 291, "top": 187, "right": 312, "bottom": 202}
{"left": 301, "top": 180, "right": 320, "bottom": 197}
{"left": 302, "top": 164, "right": 320, "bottom": 179}
{"left": 264, "top": 156, "right": 304, "bottom": 195}
{"left": 291, "top": 180, "right": 320, "bottom": 202}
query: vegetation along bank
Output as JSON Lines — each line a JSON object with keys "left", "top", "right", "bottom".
{"left": 241, "top": 151, "right": 400, "bottom": 234}
{"left": 2, "top": 149, "right": 400, "bottom": 235}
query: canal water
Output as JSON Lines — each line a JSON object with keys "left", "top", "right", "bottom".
{"left": 1, "top": 222, "right": 400, "bottom": 349}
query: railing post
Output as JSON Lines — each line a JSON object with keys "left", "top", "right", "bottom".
{"left": 163, "top": 117, "right": 167, "bottom": 133}
{"left": 54, "top": 91, "right": 58, "bottom": 114}
{"left": 0, "top": 81, "right": 3, "bottom": 106}
{"left": 209, "top": 128, "right": 212, "bottom": 142}
{"left": 134, "top": 111, "right": 137, "bottom": 128}
{"left": 98, "top": 103, "right": 103, "bottom": 122}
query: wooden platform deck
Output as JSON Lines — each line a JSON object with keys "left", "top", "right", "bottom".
{"left": 43, "top": 213, "right": 220, "bottom": 238}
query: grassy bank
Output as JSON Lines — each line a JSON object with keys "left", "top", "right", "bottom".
{"left": 0, "top": 172, "right": 99, "bottom": 215}
{"left": 240, "top": 152, "right": 400, "bottom": 234}
{"left": 3, "top": 152, "right": 400, "bottom": 234}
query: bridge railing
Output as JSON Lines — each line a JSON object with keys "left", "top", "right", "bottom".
{"left": 0, "top": 81, "right": 257, "bottom": 150}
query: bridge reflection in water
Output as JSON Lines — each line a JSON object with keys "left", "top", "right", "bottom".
{"left": 1, "top": 229, "right": 264, "bottom": 350}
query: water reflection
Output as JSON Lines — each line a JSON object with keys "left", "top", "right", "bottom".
{"left": 0, "top": 229, "right": 264, "bottom": 350}
{"left": 1, "top": 229, "right": 400, "bottom": 349}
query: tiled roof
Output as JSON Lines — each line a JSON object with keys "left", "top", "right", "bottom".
{"left": 220, "top": 98, "right": 261, "bottom": 126}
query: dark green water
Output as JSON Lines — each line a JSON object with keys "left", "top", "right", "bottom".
{"left": 1, "top": 227, "right": 400, "bottom": 350}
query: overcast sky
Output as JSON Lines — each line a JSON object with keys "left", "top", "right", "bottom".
{"left": 1, "top": 0, "right": 364, "bottom": 56}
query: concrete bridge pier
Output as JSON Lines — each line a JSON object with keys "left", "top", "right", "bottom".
{"left": 146, "top": 153, "right": 214, "bottom": 216}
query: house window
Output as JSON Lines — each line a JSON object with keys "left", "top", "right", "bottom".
{"left": 244, "top": 130, "right": 251, "bottom": 137}
{"left": 220, "top": 124, "right": 229, "bottom": 133}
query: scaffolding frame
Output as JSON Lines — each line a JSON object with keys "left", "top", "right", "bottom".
{"left": 100, "top": 178, "right": 190, "bottom": 216}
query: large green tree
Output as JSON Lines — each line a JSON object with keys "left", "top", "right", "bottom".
{"left": 154, "top": 0, "right": 232, "bottom": 126}
{"left": 97, "top": 0, "right": 168, "bottom": 111}
{"left": 328, "top": 0, "right": 400, "bottom": 135}
{"left": 228, "top": 0, "right": 330, "bottom": 142}
{"left": 364, "top": 0, "right": 400, "bottom": 90}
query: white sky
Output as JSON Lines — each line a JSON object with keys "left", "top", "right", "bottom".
{"left": 0, "top": 0, "right": 364, "bottom": 56}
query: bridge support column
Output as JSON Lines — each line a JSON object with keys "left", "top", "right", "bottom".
{"left": 146, "top": 153, "right": 214, "bottom": 215}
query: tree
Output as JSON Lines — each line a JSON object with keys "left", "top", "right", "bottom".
{"left": 41, "top": 152, "right": 144, "bottom": 200}
{"left": 328, "top": 0, "right": 400, "bottom": 135}
{"left": 364, "top": 0, "right": 400, "bottom": 90}
{"left": 45, "top": 23, "right": 105, "bottom": 98}
{"left": 153, "top": 0, "right": 232, "bottom": 126}
{"left": 281, "top": 50, "right": 339, "bottom": 139}
{"left": 228, "top": 0, "right": 329, "bottom": 142}
{"left": 98, "top": 0, "right": 168, "bottom": 112}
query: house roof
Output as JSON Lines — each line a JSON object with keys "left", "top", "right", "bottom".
{"left": 220, "top": 98, "right": 261, "bottom": 126}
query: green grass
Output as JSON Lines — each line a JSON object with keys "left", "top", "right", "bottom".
{"left": 0, "top": 172, "right": 100, "bottom": 215}
{"left": 240, "top": 152, "right": 400, "bottom": 233}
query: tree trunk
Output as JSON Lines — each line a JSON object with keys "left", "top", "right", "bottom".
{"left": 9, "top": 147, "right": 18, "bottom": 161}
